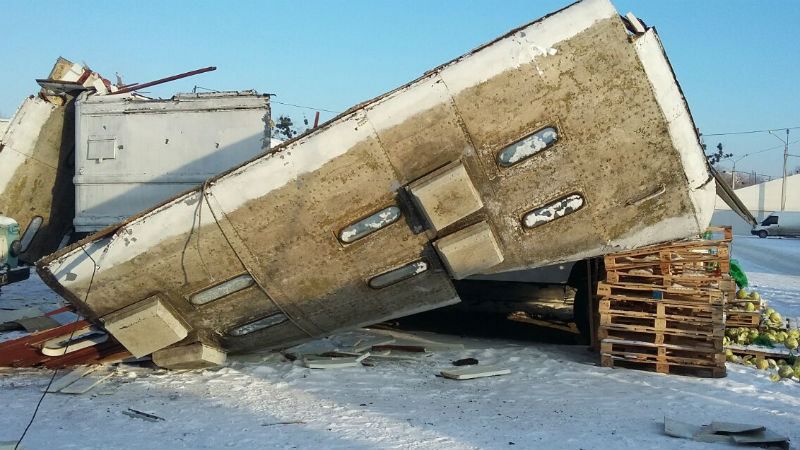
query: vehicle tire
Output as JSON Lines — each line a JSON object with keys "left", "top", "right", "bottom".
{"left": 758, "top": 230, "right": 768, "bottom": 239}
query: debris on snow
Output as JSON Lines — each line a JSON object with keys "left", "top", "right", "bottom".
{"left": 664, "top": 417, "right": 789, "bottom": 448}
{"left": 440, "top": 365, "right": 511, "bottom": 380}
{"left": 122, "top": 408, "right": 165, "bottom": 423}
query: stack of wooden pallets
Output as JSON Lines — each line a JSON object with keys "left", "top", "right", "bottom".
{"left": 598, "top": 227, "right": 732, "bottom": 378}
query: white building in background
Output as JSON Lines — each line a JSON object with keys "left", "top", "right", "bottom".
{"left": 712, "top": 173, "right": 800, "bottom": 234}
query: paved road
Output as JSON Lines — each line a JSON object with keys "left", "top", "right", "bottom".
{"left": 731, "top": 235, "right": 800, "bottom": 276}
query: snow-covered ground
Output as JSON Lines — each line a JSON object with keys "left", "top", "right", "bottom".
{"left": 0, "top": 236, "right": 798, "bottom": 450}
{"left": 732, "top": 235, "right": 800, "bottom": 319}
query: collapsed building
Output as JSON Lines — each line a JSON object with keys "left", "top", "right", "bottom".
{"left": 0, "top": 0, "right": 760, "bottom": 372}
{"left": 29, "top": 0, "right": 730, "bottom": 369}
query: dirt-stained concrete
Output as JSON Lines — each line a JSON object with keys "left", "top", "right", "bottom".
{"left": 39, "top": 12, "right": 710, "bottom": 355}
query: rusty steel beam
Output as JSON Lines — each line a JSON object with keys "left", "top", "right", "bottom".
{"left": 110, "top": 66, "right": 217, "bottom": 95}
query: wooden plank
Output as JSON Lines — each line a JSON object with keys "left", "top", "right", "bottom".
{"left": 600, "top": 321, "right": 723, "bottom": 339}
{"left": 599, "top": 328, "right": 722, "bottom": 351}
{"left": 601, "top": 341, "right": 723, "bottom": 365}
{"left": 506, "top": 312, "right": 580, "bottom": 334}
{"left": 601, "top": 353, "right": 726, "bottom": 378}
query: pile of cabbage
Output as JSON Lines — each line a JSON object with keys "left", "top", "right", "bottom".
{"left": 724, "top": 289, "right": 799, "bottom": 381}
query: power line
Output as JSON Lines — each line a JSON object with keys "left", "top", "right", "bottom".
{"left": 702, "top": 126, "right": 800, "bottom": 137}
{"left": 271, "top": 100, "right": 341, "bottom": 115}
{"left": 743, "top": 139, "right": 800, "bottom": 157}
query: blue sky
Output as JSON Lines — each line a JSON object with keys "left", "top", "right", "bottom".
{"left": 2, "top": 1, "right": 798, "bottom": 176}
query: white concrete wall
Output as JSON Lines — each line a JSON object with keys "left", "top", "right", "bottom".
{"left": 712, "top": 173, "right": 800, "bottom": 234}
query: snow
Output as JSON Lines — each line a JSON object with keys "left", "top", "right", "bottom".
{"left": 1, "top": 236, "right": 799, "bottom": 449}
{"left": 732, "top": 235, "right": 800, "bottom": 319}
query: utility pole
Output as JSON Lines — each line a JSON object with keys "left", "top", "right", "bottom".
{"left": 732, "top": 153, "right": 751, "bottom": 190}
{"left": 783, "top": 129, "right": 789, "bottom": 211}
{"left": 768, "top": 129, "right": 790, "bottom": 211}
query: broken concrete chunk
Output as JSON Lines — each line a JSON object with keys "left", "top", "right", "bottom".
{"left": 304, "top": 353, "right": 369, "bottom": 369}
{"left": 152, "top": 342, "right": 226, "bottom": 370}
{"left": 730, "top": 429, "right": 790, "bottom": 446}
{"left": 101, "top": 295, "right": 189, "bottom": 358}
{"left": 709, "top": 421, "right": 766, "bottom": 434}
{"left": 664, "top": 417, "right": 789, "bottom": 449}
{"left": 663, "top": 417, "right": 700, "bottom": 439}
{"left": 440, "top": 365, "right": 510, "bottom": 380}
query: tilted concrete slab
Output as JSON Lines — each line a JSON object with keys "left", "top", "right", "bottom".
{"left": 40, "top": 0, "right": 716, "bottom": 357}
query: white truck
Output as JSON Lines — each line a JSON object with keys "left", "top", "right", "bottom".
{"left": 752, "top": 211, "right": 800, "bottom": 238}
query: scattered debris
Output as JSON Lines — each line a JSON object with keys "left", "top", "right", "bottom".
{"left": 303, "top": 353, "right": 369, "bottom": 369}
{"left": 13, "top": 316, "right": 60, "bottom": 333}
{"left": 261, "top": 421, "right": 305, "bottom": 427}
{"left": 0, "top": 314, "right": 129, "bottom": 368}
{"left": 440, "top": 365, "right": 511, "bottom": 380}
{"left": 372, "top": 344, "right": 427, "bottom": 353}
{"left": 452, "top": 358, "right": 479, "bottom": 366}
{"left": 664, "top": 417, "right": 789, "bottom": 449}
{"left": 46, "top": 366, "right": 98, "bottom": 393}
{"left": 350, "top": 337, "right": 395, "bottom": 353}
{"left": 58, "top": 367, "right": 115, "bottom": 394}
{"left": 122, "top": 408, "right": 165, "bottom": 422}
{"left": 0, "top": 307, "right": 43, "bottom": 324}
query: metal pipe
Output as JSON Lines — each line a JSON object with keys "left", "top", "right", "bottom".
{"left": 110, "top": 66, "right": 217, "bottom": 95}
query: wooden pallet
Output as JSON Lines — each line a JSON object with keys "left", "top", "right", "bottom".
{"left": 600, "top": 298, "right": 723, "bottom": 323}
{"left": 704, "top": 226, "right": 733, "bottom": 242}
{"left": 725, "top": 311, "right": 762, "bottom": 328}
{"left": 599, "top": 327, "right": 722, "bottom": 351}
{"left": 597, "top": 282, "right": 723, "bottom": 304}
{"left": 604, "top": 241, "right": 729, "bottom": 267}
{"left": 600, "top": 317, "right": 723, "bottom": 340}
{"left": 601, "top": 339, "right": 725, "bottom": 378}
{"left": 605, "top": 271, "right": 729, "bottom": 289}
